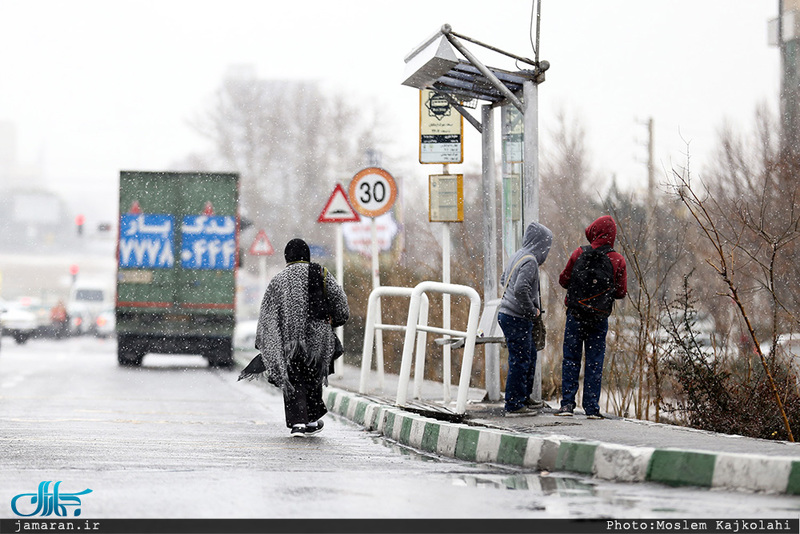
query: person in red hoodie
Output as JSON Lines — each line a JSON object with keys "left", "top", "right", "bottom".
{"left": 556, "top": 215, "right": 627, "bottom": 419}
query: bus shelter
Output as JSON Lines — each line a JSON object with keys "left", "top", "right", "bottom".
{"left": 402, "top": 21, "right": 549, "bottom": 402}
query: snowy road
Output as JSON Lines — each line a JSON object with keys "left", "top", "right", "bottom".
{"left": 0, "top": 336, "right": 797, "bottom": 521}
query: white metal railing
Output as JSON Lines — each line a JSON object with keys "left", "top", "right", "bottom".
{"left": 359, "top": 287, "right": 430, "bottom": 395}
{"left": 396, "top": 281, "right": 482, "bottom": 415}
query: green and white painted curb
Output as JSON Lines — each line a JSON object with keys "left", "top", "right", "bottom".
{"left": 324, "top": 386, "right": 800, "bottom": 495}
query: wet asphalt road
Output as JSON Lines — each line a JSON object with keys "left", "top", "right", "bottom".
{"left": 1, "top": 336, "right": 798, "bottom": 520}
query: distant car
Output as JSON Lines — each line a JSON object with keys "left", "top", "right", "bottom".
{"left": 1, "top": 298, "right": 46, "bottom": 344}
{"left": 657, "top": 310, "right": 717, "bottom": 351}
{"left": 94, "top": 308, "right": 116, "bottom": 338}
{"left": 760, "top": 333, "right": 800, "bottom": 383}
{"left": 234, "top": 319, "right": 258, "bottom": 351}
{"left": 0, "top": 301, "right": 5, "bottom": 352}
{"left": 760, "top": 333, "right": 800, "bottom": 358}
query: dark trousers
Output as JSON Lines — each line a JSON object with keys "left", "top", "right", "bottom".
{"left": 561, "top": 310, "right": 609, "bottom": 415}
{"left": 498, "top": 312, "right": 537, "bottom": 412}
{"left": 283, "top": 359, "right": 327, "bottom": 428}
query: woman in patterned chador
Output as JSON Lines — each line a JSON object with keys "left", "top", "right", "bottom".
{"left": 239, "top": 238, "right": 349, "bottom": 437}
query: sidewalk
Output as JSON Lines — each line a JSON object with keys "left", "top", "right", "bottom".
{"left": 328, "top": 361, "right": 800, "bottom": 496}
{"left": 235, "top": 353, "right": 800, "bottom": 495}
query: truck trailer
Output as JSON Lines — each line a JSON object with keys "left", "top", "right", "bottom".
{"left": 116, "top": 171, "right": 239, "bottom": 367}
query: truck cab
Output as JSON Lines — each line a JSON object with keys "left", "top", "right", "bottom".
{"left": 68, "top": 279, "right": 114, "bottom": 335}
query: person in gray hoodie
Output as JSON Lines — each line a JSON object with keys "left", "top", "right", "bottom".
{"left": 497, "top": 222, "right": 553, "bottom": 417}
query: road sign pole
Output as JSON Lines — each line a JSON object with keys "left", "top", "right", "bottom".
{"left": 441, "top": 163, "right": 452, "bottom": 404}
{"left": 336, "top": 224, "right": 344, "bottom": 289}
{"left": 259, "top": 256, "right": 268, "bottom": 293}
{"left": 334, "top": 223, "right": 345, "bottom": 377}
{"left": 249, "top": 229, "right": 275, "bottom": 293}
{"left": 442, "top": 221, "right": 452, "bottom": 404}
{"left": 371, "top": 217, "right": 384, "bottom": 389}
{"left": 419, "top": 88, "right": 463, "bottom": 403}
{"left": 347, "top": 167, "right": 397, "bottom": 390}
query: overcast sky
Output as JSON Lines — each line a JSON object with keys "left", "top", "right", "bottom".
{"left": 0, "top": 1, "right": 781, "bottom": 223}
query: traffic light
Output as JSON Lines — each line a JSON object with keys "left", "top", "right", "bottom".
{"left": 75, "top": 214, "right": 85, "bottom": 236}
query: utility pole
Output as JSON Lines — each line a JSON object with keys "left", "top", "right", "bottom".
{"left": 647, "top": 117, "right": 655, "bottom": 211}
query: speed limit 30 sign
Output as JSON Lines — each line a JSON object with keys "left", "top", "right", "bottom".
{"left": 348, "top": 167, "right": 397, "bottom": 218}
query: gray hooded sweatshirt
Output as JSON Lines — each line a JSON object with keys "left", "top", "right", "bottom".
{"left": 498, "top": 222, "right": 553, "bottom": 320}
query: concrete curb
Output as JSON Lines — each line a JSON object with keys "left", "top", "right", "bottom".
{"left": 323, "top": 386, "right": 800, "bottom": 495}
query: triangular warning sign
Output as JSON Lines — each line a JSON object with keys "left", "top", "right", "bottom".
{"left": 203, "top": 201, "right": 215, "bottom": 215}
{"left": 317, "top": 184, "right": 361, "bottom": 223}
{"left": 249, "top": 230, "right": 275, "bottom": 256}
{"left": 129, "top": 201, "right": 142, "bottom": 214}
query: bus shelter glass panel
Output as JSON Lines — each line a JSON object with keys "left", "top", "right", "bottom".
{"left": 501, "top": 101, "right": 524, "bottom": 261}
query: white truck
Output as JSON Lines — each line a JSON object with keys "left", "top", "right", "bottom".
{"left": 67, "top": 279, "right": 114, "bottom": 335}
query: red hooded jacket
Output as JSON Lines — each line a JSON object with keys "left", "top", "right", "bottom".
{"left": 559, "top": 215, "right": 627, "bottom": 305}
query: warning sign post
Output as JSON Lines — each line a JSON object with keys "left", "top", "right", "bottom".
{"left": 317, "top": 183, "right": 361, "bottom": 377}
{"left": 249, "top": 230, "right": 274, "bottom": 292}
{"left": 318, "top": 184, "right": 360, "bottom": 223}
{"left": 249, "top": 230, "right": 274, "bottom": 256}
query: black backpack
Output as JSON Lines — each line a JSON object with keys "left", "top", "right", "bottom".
{"left": 566, "top": 244, "right": 615, "bottom": 317}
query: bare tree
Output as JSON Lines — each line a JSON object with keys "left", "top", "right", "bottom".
{"left": 603, "top": 185, "right": 691, "bottom": 421}
{"left": 669, "top": 161, "right": 796, "bottom": 442}
{"left": 191, "top": 69, "right": 385, "bottom": 254}
{"left": 539, "top": 110, "right": 603, "bottom": 399}
{"left": 706, "top": 106, "right": 800, "bottom": 340}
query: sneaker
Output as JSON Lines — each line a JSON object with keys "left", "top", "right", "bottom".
{"left": 290, "top": 424, "right": 307, "bottom": 437}
{"left": 525, "top": 398, "right": 545, "bottom": 409}
{"left": 586, "top": 413, "right": 605, "bottom": 420}
{"left": 555, "top": 405, "right": 574, "bottom": 417}
{"left": 504, "top": 406, "right": 538, "bottom": 417}
{"left": 305, "top": 420, "right": 324, "bottom": 436}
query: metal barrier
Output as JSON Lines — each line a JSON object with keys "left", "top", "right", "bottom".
{"left": 359, "top": 286, "right": 430, "bottom": 395}
{"left": 396, "top": 281, "right": 482, "bottom": 415}
{"left": 441, "top": 297, "right": 505, "bottom": 349}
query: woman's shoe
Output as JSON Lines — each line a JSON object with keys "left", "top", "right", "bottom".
{"left": 305, "top": 420, "right": 324, "bottom": 436}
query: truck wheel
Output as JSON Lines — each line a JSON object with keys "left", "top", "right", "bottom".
{"left": 207, "top": 338, "right": 234, "bottom": 368}
{"left": 118, "top": 353, "right": 142, "bottom": 366}
{"left": 14, "top": 332, "right": 29, "bottom": 345}
{"left": 117, "top": 335, "right": 143, "bottom": 367}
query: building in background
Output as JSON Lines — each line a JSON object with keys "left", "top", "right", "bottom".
{"left": 0, "top": 121, "right": 79, "bottom": 254}
{"left": 770, "top": 0, "right": 800, "bottom": 156}
{"left": 0, "top": 121, "right": 115, "bottom": 305}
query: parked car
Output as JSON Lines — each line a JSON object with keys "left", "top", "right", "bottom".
{"left": 657, "top": 310, "right": 716, "bottom": 347}
{"left": 234, "top": 319, "right": 257, "bottom": 351}
{"left": 760, "top": 333, "right": 800, "bottom": 382}
{"left": 1, "top": 297, "right": 48, "bottom": 344}
{"left": 0, "top": 301, "right": 5, "bottom": 352}
{"left": 760, "top": 333, "right": 800, "bottom": 358}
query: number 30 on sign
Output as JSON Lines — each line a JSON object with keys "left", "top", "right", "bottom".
{"left": 348, "top": 167, "right": 397, "bottom": 218}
